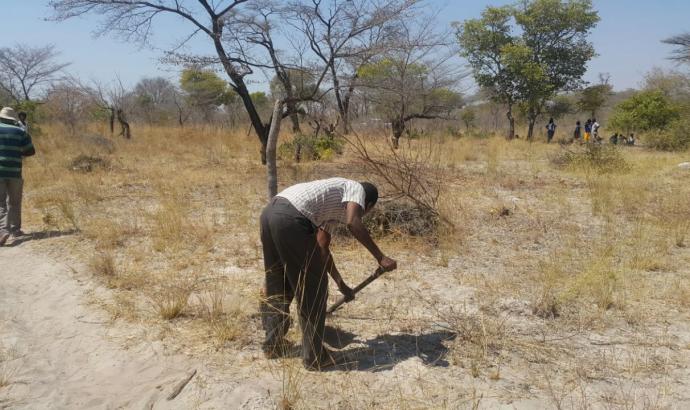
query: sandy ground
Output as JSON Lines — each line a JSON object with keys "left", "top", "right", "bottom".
{"left": 0, "top": 241, "right": 279, "bottom": 410}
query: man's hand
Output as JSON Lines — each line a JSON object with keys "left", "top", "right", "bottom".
{"left": 378, "top": 255, "right": 397, "bottom": 272}
{"left": 338, "top": 282, "right": 355, "bottom": 302}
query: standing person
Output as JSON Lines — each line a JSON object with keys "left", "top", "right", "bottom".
{"left": 0, "top": 107, "right": 35, "bottom": 246}
{"left": 592, "top": 118, "right": 601, "bottom": 142}
{"left": 17, "top": 112, "right": 28, "bottom": 133}
{"left": 545, "top": 118, "right": 557, "bottom": 143}
{"left": 259, "top": 178, "right": 397, "bottom": 370}
{"left": 573, "top": 121, "right": 582, "bottom": 142}
{"left": 584, "top": 119, "right": 592, "bottom": 143}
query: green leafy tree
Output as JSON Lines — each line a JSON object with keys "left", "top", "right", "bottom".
{"left": 456, "top": 6, "right": 519, "bottom": 139}
{"left": 577, "top": 74, "right": 612, "bottom": 118}
{"left": 609, "top": 90, "right": 680, "bottom": 132}
{"left": 546, "top": 94, "right": 574, "bottom": 119}
{"left": 460, "top": 107, "right": 477, "bottom": 131}
{"left": 457, "top": 0, "right": 599, "bottom": 140}
{"left": 513, "top": 0, "right": 599, "bottom": 139}
{"left": 180, "top": 68, "right": 234, "bottom": 121}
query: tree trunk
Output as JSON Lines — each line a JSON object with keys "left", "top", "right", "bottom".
{"left": 117, "top": 109, "right": 131, "bottom": 139}
{"left": 108, "top": 108, "right": 115, "bottom": 135}
{"left": 211, "top": 33, "right": 268, "bottom": 164}
{"left": 506, "top": 105, "right": 515, "bottom": 140}
{"left": 391, "top": 119, "right": 405, "bottom": 149}
{"left": 266, "top": 100, "right": 285, "bottom": 199}
{"left": 331, "top": 67, "right": 350, "bottom": 135}
{"left": 527, "top": 117, "right": 536, "bottom": 141}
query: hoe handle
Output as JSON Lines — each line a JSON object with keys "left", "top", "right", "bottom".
{"left": 327, "top": 267, "right": 386, "bottom": 314}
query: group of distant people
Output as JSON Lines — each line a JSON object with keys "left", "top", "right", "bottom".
{"left": 546, "top": 117, "right": 635, "bottom": 146}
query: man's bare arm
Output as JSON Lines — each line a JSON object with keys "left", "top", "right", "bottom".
{"left": 345, "top": 202, "right": 397, "bottom": 272}
{"left": 316, "top": 228, "right": 354, "bottom": 300}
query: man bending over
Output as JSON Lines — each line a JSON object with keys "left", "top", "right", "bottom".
{"left": 259, "top": 178, "right": 396, "bottom": 370}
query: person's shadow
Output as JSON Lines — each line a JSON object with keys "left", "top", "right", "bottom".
{"left": 6, "top": 229, "right": 78, "bottom": 247}
{"left": 324, "top": 325, "right": 456, "bottom": 372}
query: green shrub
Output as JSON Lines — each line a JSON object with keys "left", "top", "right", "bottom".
{"left": 278, "top": 134, "right": 344, "bottom": 161}
{"left": 645, "top": 119, "right": 690, "bottom": 151}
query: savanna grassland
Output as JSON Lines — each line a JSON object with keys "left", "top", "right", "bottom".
{"left": 9, "top": 124, "right": 690, "bottom": 409}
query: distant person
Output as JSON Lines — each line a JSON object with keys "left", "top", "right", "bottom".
{"left": 0, "top": 107, "right": 35, "bottom": 246}
{"left": 17, "top": 111, "right": 28, "bottom": 132}
{"left": 627, "top": 133, "right": 635, "bottom": 146}
{"left": 584, "top": 119, "right": 592, "bottom": 143}
{"left": 609, "top": 133, "right": 619, "bottom": 145}
{"left": 592, "top": 118, "right": 601, "bottom": 141}
{"left": 545, "top": 118, "right": 557, "bottom": 143}
{"left": 573, "top": 121, "right": 582, "bottom": 142}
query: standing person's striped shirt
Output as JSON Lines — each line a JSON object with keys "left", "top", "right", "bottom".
{"left": 0, "top": 123, "right": 34, "bottom": 179}
{"left": 277, "top": 178, "right": 366, "bottom": 233}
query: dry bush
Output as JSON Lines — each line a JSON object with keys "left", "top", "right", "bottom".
{"left": 149, "top": 274, "right": 197, "bottom": 320}
{"left": 89, "top": 252, "right": 116, "bottom": 278}
{"left": 446, "top": 310, "right": 507, "bottom": 375}
{"left": 552, "top": 144, "right": 630, "bottom": 174}
{"left": 0, "top": 345, "right": 19, "bottom": 389}
{"left": 344, "top": 131, "right": 447, "bottom": 225}
{"left": 364, "top": 200, "right": 439, "bottom": 238}
{"left": 69, "top": 154, "right": 110, "bottom": 173}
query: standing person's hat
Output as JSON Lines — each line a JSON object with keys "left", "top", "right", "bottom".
{"left": 0, "top": 107, "right": 19, "bottom": 122}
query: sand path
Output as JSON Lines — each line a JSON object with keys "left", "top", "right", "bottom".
{"left": 0, "top": 244, "right": 275, "bottom": 409}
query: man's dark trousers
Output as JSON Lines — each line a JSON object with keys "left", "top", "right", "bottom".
{"left": 260, "top": 197, "right": 328, "bottom": 367}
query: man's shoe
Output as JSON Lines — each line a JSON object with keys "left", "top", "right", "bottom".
{"left": 0, "top": 233, "right": 9, "bottom": 246}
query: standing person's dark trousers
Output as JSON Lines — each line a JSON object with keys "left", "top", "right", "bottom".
{"left": 0, "top": 178, "right": 23, "bottom": 235}
{"left": 260, "top": 197, "right": 329, "bottom": 368}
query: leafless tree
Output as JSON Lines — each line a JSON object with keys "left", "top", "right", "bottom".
{"left": 132, "top": 77, "right": 179, "bottom": 124}
{"left": 357, "top": 16, "right": 465, "bottom": 147}
{"left": 0, "top": 44, "right": 70, "bottom": 102}
{"left": 50, "top": 0, "right": 279, "bottom": 163}
{"left": 663, "top": 32, "right": 690, "bottom": 64}
{"left": 75, "top": 77, "right": 133, "bottom": 139}
{"left": 44, "top": 82, "right": 96, "bottom": 134}
{"left": 289, "top": 0, "right": 420, "bottom": 133}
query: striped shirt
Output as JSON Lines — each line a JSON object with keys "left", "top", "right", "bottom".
{"left": 277, "top": 178, "right": 366, "bottom": 233}
{"left": 0, "top": 123, "right": 34, "bottom": 179}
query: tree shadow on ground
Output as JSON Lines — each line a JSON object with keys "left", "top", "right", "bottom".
{"left": 6, "top": 229, "right": 78, "bottom": 247}
{"left": 327, "top": 329, "right": 457, "bottom": 372}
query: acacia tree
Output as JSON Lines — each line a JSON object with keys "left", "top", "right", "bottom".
{"left": 50, "top": 0, "right": 281, "bottom": 163}
{"left": 359, "top": 19, "right": 463, "bottom": 148}
{"left": 663, "top": 32, "right": 690, "bottom": 64}
{"left": 0, "top": 44, "right": 70, "bottom": 102}
{"left": 290, "top": 0, "right": 420, "bottom": 133}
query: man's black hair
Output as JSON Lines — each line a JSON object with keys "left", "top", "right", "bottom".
{"left": 360, "top": 182, "right": 378, "bottom": 208}
{"left": 18, "top": 112, "right": 27, "bottom": 119}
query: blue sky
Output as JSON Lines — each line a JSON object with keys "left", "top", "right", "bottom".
{"left": 3, "top": 0, "right": 689, "bottom": 93}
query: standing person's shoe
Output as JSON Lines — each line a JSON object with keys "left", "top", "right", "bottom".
{"left": 0, "top": 232, "right": 9, "bottom": 246}
{"left": 10, "top": 230, "right": 27, "bottom": 239}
